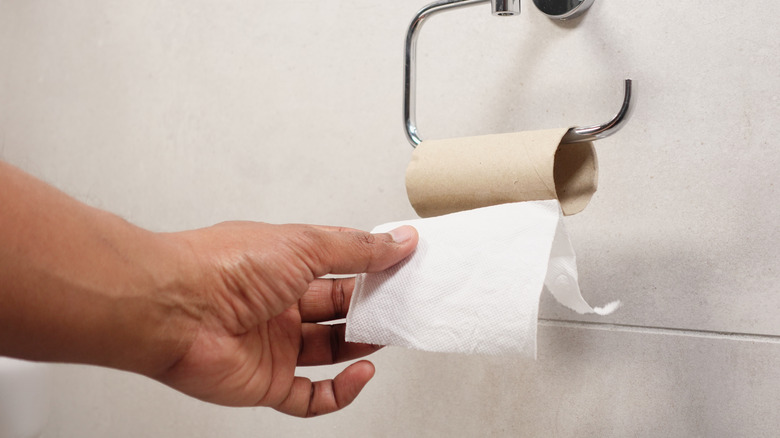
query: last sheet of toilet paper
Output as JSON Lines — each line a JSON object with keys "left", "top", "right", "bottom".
{"left": 345, "top": 200, "right": 620, "bottom": 358}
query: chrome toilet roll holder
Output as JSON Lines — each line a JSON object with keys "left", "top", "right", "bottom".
{"left": 404, "top": 0, "right": 634, "bottom": 147}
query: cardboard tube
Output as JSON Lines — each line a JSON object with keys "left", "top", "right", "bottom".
{"left": 405, "top": 128, "right": 598, "bottom": 217}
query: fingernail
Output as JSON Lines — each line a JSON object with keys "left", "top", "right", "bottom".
{"left": 388, "top": 226, "right": 414, "bottom": 243}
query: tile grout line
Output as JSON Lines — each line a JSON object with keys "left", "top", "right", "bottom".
{"left": 538, "top": 318, "right": 780, "bottom": 344}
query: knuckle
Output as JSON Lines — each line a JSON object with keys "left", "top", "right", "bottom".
{"left": 357, "top": 232, "right": 377, "bottom": 246}
{"left": 331, "top": 279, "right": 348, "bottom": 318}
{"left": 352, "top": 231, "right": 381, "bottom": 257}
{"left": 352, "top": 231, "right": 394, "bottom": 270}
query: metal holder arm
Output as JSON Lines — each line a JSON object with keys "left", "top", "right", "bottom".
{"left": 403, "top": 0, "right": 634, "bottom": 148}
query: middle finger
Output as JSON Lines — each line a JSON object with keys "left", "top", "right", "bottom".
{"left": 299, "top": 277, "right": 356, "bottom": 322}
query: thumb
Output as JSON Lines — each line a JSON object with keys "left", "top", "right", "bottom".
{"left": 301, "top": 226, "right": 418, "bottom": 277}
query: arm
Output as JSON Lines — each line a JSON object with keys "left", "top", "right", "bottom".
{"left": 0, "top": 161, "right": 418, "bottom": 416}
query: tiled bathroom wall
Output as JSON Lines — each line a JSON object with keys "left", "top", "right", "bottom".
{"left": 1, "top": 0, "right": 778, "bottom": 436}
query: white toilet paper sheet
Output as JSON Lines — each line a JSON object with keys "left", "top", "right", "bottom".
{"left": 345, "top": 200, "right": 620, "bottom": 357}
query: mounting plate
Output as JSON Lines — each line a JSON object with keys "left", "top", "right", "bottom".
{"left": 532, "top": 0, "right": 595, "bottom": 20}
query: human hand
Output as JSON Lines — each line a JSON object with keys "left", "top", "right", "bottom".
{"left": 153, "top": 222, "right": 418, "bottom": 417}
{"left": 0, "top": 162, "right": 417, "bottom": 416}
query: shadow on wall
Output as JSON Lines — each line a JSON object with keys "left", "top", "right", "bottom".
{"left": 376, "top": 324, "right": 780, "bottom": 437}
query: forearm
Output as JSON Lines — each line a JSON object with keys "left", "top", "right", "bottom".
{"left": 0, "top": 162, "right": 193, "bottom": 376}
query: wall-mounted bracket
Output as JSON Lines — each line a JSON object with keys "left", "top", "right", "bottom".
{"left": 403, "top": 0, "right": 632, "bottom": 148}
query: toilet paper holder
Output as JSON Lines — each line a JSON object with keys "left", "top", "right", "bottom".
{"left": 403, "top": 0, "right": 634, "bottom": 148}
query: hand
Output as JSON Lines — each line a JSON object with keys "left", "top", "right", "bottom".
{"left": 0, "top": 162, "right": 417, "bottom": 416}
{"left": 154, "top": 222, "right": 418, "bottom": 417}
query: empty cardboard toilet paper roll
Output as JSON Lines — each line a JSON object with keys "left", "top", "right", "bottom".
{"left": 406, "top": 128, "right": 598, "bottom": 217}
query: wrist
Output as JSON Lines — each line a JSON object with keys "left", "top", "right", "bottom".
{"left": 0, "top": 162, "right": 201, "bottom": 377}
{"left": 111, "top": 229, "right": 203, "bottom": 378}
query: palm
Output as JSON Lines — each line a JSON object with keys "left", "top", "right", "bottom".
{"left": 157, "top": 275, "right": 379, "bottom": 416}
{"left": 162, "top": 305, "right": 302, "bottom": 406}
